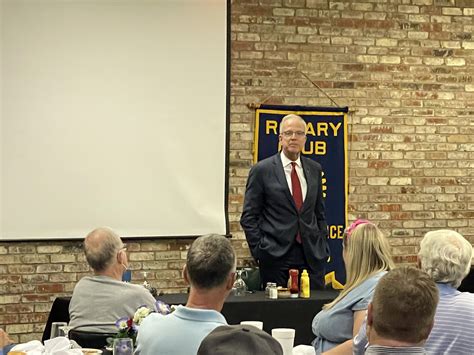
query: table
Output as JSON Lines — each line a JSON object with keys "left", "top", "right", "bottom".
{"left": 158, "top": 290, "right": 337, "bottom": 346}
{"left": 43, "top": 290, "right": 338, "bottom": 346}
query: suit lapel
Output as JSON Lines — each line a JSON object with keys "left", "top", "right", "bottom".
{"left": 301, "top": 157, "right": 314, "bottom": 211}
{"left": 273, "top": 154, "right": 297, "bottom": 210}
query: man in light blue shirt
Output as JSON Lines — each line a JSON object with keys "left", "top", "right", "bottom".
{"left": 135, "top": 234, "right": 236, "bottom": 355}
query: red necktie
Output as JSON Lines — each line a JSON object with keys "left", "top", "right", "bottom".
{"left": 291, "top": 162, "right": 303, "bottom": 243}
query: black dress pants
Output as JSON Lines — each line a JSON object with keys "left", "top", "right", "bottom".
{"left": 259, "top": 242, "right": 326, "bottom": 290}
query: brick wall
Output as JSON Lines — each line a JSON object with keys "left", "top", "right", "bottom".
{"left": 1, "top": 0, "right": 474, "bottom": 343}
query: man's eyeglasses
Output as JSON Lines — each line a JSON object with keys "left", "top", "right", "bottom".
{"left": 281, "top": 130, "right": 306, "bottom": 138}
{"left": 119, "top": 244, "right": 127, "bottom": 252}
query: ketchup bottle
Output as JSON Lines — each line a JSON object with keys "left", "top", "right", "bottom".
{"left": 289, "top": 269, "right": 299, "bottom": 298}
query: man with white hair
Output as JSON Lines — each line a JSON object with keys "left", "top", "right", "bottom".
{"left": 418, "top": 229, "right": 474, "bottom": 354}
{"left": 353, "top": 229, "right": 474, "bottom": 354}
{"left": 241, "top": 114, "right": 329, "bottom": 289}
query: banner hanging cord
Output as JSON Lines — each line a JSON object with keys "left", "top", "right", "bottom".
{"left": 247, "top": 71, "right": 343, "bottom": 109}
{"left": 299, "top": 71, "right": 340, "bottom": 107}
{"left": 247, "top": 89, "right": 276, "bottom": 110}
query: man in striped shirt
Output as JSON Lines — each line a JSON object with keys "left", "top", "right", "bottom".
{"left": 418, "top": 229, "right": 474, "bottom": 354}
{"left": 354, "top": 229, "right": 474, "bottom": 354}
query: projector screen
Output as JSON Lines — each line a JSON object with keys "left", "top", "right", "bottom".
{"left": 1, "top": 0, "right": 229, "bottom": 240}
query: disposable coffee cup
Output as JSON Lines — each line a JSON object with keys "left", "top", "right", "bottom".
{"left": 240, "top": 321, "right": 263, "bottom": 330}
{"left": 271, "top": 328, "right": 295, "bottom": 355}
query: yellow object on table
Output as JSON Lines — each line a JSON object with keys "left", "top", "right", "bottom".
{"left": 300, "top": 269, "right": 310, "bottom": 298}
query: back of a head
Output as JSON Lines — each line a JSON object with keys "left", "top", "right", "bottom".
{"left": 197, "top": 325, "right": 283, "bottom": 355}
{"left": 419, "top": 229, "right": 473, "bottom": 288}
{"left": 323, "top": 221, "right": 395, "bottom": 311}
{"left": 186, "top": 234, "right": 236, "bottom": 289}
{"left": 84, "top": 227, "right": 122, "bottom": 272}
{"left": 344, "top": 222, "right": 394, "bottom": 283}
{"left": 371, "top": 267, "right": 439, "bottom": 344}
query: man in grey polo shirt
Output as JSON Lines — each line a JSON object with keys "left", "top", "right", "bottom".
{"left": 69, "top": 227, "right": 157, "bottom": 331}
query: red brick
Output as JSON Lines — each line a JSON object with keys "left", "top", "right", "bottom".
{"left": 391, "top": 212, "right": 413, "bottom": 220}
{"left": 370, "top": 126, "right": 394, "bottom": 134}
{"left": 36, "top": 284, "right": 64, "bottom": 293}
{"left": 5, "top": 304, "right": 34, "bottom": 313}
{"left": 380, "top": 204, "right": 402, "bottom": 212}
{"left": 368, "top": 161, "right": 391, "bottom": 169}
{"left": 1, "top": 314, "right": 19, "bottom": 324}
{"left": 21, "top": 294, "right": 51, "bottom": 302}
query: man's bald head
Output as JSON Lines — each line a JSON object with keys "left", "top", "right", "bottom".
{"left": 84, "top": 227, "right": 123, "bottom": 272}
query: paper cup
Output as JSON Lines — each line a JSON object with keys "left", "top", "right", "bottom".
{"left": 272, "top": 328, "right": 295, "bottom": 355}
{"left": 240, "top": 321, "right": 263, "bottom": 330}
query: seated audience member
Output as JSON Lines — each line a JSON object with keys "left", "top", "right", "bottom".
{"left": 0, "top": 328, "right": 15, "bottom": 355}
{"left": 365, "top": 266, "right": 439, "bottom": 354}
{"left": 312, "top": 220, "right": 394, "bottom": 354}
{"left": 354, "top": 229, "right": 474, "bottom": 354}
{"left": 197, "top": 324, "right": 283, "bottom": 355}
{"left": 419, "top": 229, "right": 474, "bottom": 353}
{"left": 457, "top": 257, "right": 474, "bottom": 293}
{"left": 69, "top": 227, "right": 157, "bottom": 332}
{"left": 135, "top": 234, "right": 236, "bottom": 355}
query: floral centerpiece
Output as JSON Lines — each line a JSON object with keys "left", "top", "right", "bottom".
{"left": 111, "top": 300, "right": 173, "bottom": 347}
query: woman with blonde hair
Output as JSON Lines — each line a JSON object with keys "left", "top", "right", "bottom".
{"left": 312, "top": 219, "right": 394, "bottom": 354}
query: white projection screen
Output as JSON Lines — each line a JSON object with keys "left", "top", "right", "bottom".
{"left": 1, "top": 0, "right": 229, "bottom": 240}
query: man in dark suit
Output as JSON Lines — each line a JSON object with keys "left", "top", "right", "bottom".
{"left": 241, "top": 114, "right": 329, "bottom": 290}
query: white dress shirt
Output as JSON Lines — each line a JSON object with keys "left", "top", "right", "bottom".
{"left": 280, "top": 152, "right": 307, "bottom": 201}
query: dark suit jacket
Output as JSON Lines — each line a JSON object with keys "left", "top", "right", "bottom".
{"left": 240, "top": 153, "right": 329, "bottom": 271}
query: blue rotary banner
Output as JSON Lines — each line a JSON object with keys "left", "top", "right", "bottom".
{"left": 254, "top": 105, "right": 348, "bottom": 288}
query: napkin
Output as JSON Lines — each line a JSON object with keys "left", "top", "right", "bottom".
{"left": 10, "top": 340, "right": 44, "bottom": 355}
{"left": 44, "top": 337, "right": 82, "bottom": 354}
{"left": 10, "top": 337, "right": 82, "bottom": 355}
{"left": 292, "top": 345, "right": 316, "bottom": 355}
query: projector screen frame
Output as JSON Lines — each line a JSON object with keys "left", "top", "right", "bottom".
{"left": 0, "top": 0, "right": 232, "bottom": 242}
